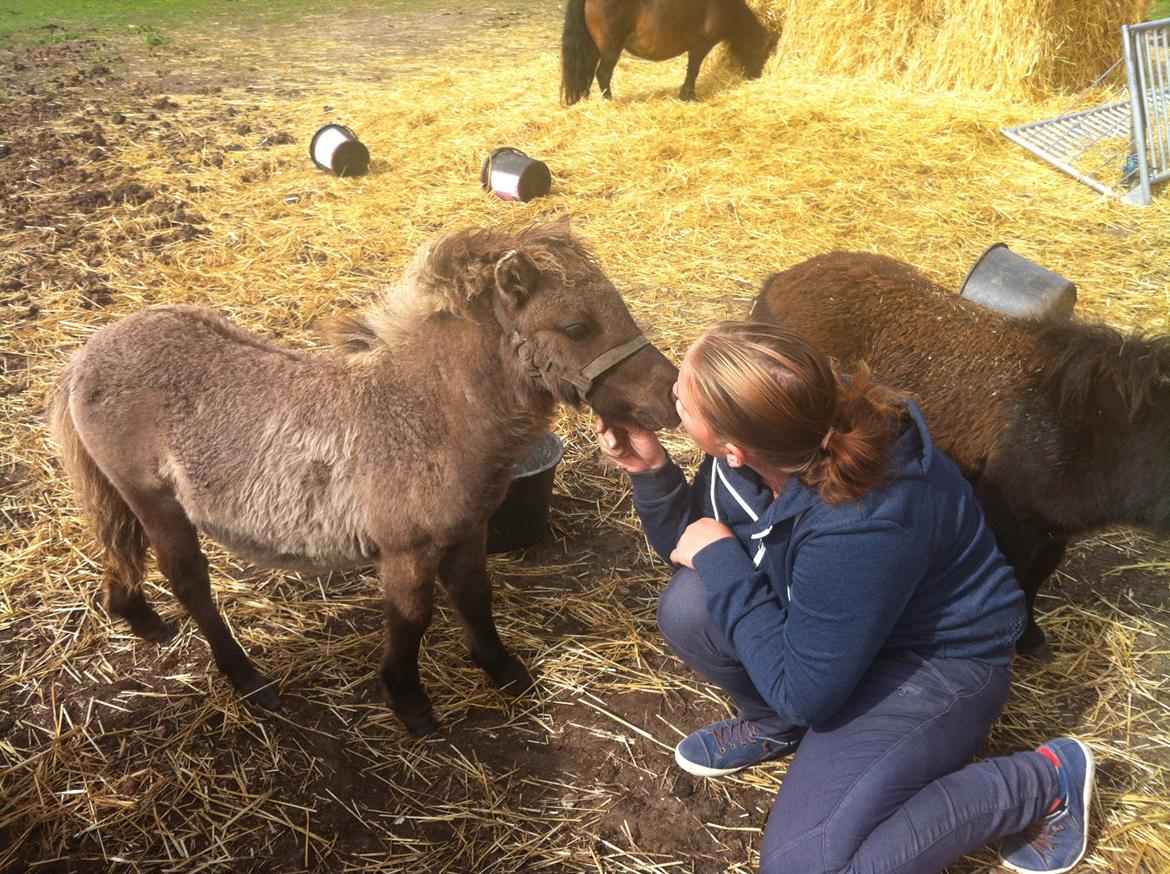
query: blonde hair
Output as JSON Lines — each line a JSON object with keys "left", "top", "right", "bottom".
{"left": 686, "top": 321, "right": 903, "bottom": 503}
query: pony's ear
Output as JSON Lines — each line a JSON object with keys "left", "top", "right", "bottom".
{"left": 493, "top": 249, "right": 539, "bottom": 307}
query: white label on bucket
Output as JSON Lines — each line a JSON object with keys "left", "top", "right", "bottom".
{"left": 313, "top": 127, "right": 350, "bottom": 168}
{"left": 490, "top": 168, "right": 523, "bottom": 201}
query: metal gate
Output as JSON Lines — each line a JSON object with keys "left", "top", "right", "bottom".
{"left": 1002, "top": 17, "right": 1170, "bottom": 206}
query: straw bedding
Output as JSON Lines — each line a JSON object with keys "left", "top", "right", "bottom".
{"left": 1, "top": 1, "right": 1168, "bottom": 871}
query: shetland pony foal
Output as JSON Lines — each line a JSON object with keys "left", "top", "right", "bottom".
{"left": 50, "top": 220, "right": 679, "bottom": 735}
{"left": 753, "top": 251, "right": 1170, "bottom": 659}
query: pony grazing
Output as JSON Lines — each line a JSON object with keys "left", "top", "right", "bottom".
{"left": 751, "top": 251, "right": 1170, "bottom": 659}
{"left": 561, "top": 0, "right": 778, "bottom": 104}
{"left": 50, "top": 219, "right": 680, "bottom": 736}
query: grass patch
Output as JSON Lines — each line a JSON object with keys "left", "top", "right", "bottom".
{"left": 0, "top": 0, "right": 214, "bottom": 43}
{"left": 1151, "top": 0, "right": 1170, "bottom": 18}
{"left": 0, "top": 0, "right": 455, "bottom": 47}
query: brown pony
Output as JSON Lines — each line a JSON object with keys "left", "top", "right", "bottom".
{"left": 752, "top": 251, "right": 1170, "bottom": 659}
{"left": 561, "top": 0, "right": 778, "bottom": 104}
{"left": 49, "top": 219, "right": 679, "bottom": 736}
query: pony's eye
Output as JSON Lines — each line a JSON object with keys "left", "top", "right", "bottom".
{"left": 561, "top": 322, "right": 592, "bottom": 340}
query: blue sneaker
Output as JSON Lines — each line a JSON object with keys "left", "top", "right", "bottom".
{"left": 674, "top": 717, "right": 803, "bottom": 777}
{"left": 1001, "top": 738, "right": 1095, "bottom": 874}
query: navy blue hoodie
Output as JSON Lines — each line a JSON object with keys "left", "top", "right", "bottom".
{"left": 629, "top": 402, "right": 1025, "bottom": 729}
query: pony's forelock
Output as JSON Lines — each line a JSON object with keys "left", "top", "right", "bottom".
{"left": 324, "top": 220, "right": 597, "bottom": 357}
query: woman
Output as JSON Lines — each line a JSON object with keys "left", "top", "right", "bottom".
{"left": 596, "top": 321, "right": 1094, "bottom": 874}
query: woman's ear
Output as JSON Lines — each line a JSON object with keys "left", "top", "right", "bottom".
{"left": 723, "top": 443, "right": 749, "bottom": 468}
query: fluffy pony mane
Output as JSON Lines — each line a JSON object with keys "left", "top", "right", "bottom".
{"left": 322, "top": 218, "right": 599, "bottom": 357}
{"left": 1036, "top": 319, "right": 1170, "bottom": 419}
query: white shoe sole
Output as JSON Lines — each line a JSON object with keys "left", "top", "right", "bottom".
{"left": 1002, "top": 739, "right": 1095, "bottom": 874}
{"left": 674, "top": 740, "right": 747, "bottom": 778}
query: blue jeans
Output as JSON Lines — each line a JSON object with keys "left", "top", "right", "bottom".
{"left": 658, "top": 568, "right": 1061, "bottom": 874}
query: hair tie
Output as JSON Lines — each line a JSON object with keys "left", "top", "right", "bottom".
{"left": 820, "top": 427, "right": 835, "bottom": 451}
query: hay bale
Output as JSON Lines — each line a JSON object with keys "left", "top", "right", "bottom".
{"left": 752, "top": 0, "right": 1147, "bottom": 97}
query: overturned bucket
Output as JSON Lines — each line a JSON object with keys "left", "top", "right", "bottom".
{"left": 481, "top": 147, "right": 552, "bottom": 202}
{"left": 960, "top": 243, "right": 1076, "bottom": 320}
{"left": 310, "top": 123, "right": 370, "bottom": 177}
{"left": 487, "top": 432, "right": 564, "bottom": 554}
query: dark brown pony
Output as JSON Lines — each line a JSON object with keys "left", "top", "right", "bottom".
{"left": 49, "top": 219, "right": 680, "bottom": 736}
{"left": 752, "top": 251, "right": 1170, "bottom": 659}
{"left": 561, "top": 0, "right": 778, "bottom": 104}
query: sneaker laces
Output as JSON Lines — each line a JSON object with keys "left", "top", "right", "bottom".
{"left": 1018, "top": 806, "right": 1068, "bottom": 861}
{"left": 712, "top": 719, "right": 759, "bottom": 752}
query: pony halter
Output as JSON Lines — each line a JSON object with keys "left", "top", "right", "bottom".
{"left": 490, "top": 291, "right": 651, "bottom": 403}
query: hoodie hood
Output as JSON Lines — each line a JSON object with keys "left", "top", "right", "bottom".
{"left": 710, "top": 401, "right": 935, "bottom": 535}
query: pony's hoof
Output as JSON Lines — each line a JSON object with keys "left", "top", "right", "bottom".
{"left": 236, "top": 674, "right": 281, "bottom": 710}
{"left": 1017, "top": 639, "right": 1056, "bottom": 663}
{"left": 405, "top": 713, "right": 441, "bottom": 738}
{"left": 114, "top": 599, "right": 175, "bottom": 644}
{"left": 1015, "top": 623, "right": 1053, "bottom": 662}
{"left": 387, "top": 688, "right": 439, "bottom": 736}
{"left": 135, "top": 618, "right": 177, "bottom": 645}
{"left": 246, "top": 684, "right": 282, "bottom": 710}
{"left": 486, "top": 655, "right": 534, "bottom": 697}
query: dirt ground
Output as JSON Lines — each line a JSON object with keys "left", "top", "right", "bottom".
{"left": 2, "top": 4, "right": 1168, "bottom": 873}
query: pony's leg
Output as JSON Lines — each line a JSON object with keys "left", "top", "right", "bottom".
{"left": 589, "top": 0, "right": 634, "bottom": 100}
{"left": 972, "top": 475, "right": 1058, "bottom": 662}
{"left": 378, "top": 548, "right": 442, "bottom": 737}
{"left": 63, "top": 420, "right": 173, "bottom": 643}
{"left": 129, "top": 489, "right": 279, "bottom": 708}
{"left": 94, "top": 507, "right": 173, "bottom": 643}
{"left": 1014, "top": 538, "right": 1066, "bottom": 661}
{"left": 438, "top": 528, "right": 533, "bottom": 696}
{"left": 596, "top": 49, "right": 622, "bottom": 99}
{"left": 680, "top": 42, "right": 716, "bottom": 101}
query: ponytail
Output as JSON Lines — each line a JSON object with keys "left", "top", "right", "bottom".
{"left": 800, "top": 362, "right": 901, "bottom": 503}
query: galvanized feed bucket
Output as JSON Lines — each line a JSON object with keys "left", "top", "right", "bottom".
{"left": 960, "top": 243, "right": 1076, "bottom": 320}
{"left": 486, "top": 432, "right": 564, "bottom": 553}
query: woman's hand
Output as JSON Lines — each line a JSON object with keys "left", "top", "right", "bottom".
{"left": 595, "top": 416, "right": 667, "bottom": 473}
{"left": 670, "top": 518, "right": 735, "bottom": 568}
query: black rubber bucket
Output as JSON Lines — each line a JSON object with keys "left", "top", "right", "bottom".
{"left": 310, "top": 124, "right": 370, "bottom": 177}
{"left": 487, "top": 432, "right": 564, "bottom": 554}
{"left": 481, "top": 147, "right": 552, "bottom": 202}
{"left": 960, "top": 243, "right": 1076, "bottom": 320}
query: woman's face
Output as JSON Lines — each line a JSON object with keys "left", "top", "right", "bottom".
{"left": 674, "top": 352, "right": 726, "bottom": 459}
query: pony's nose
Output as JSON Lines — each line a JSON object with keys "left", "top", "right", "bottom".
{"left": 640, "top": 389, "right": 681, "bottom": 431}
{"left": 663, "top": 388, "right": 681, "bottom": 428}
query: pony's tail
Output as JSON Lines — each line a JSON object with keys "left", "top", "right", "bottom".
{"left": 48, "top": 364, "right": 149, "bottom": 596}
{"left": 561, "top": 0, "right": 599, "bottom": 105}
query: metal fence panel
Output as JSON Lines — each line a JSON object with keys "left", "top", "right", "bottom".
{"left": 1002, "top": 17, "right": 1170, "bottom": 205}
